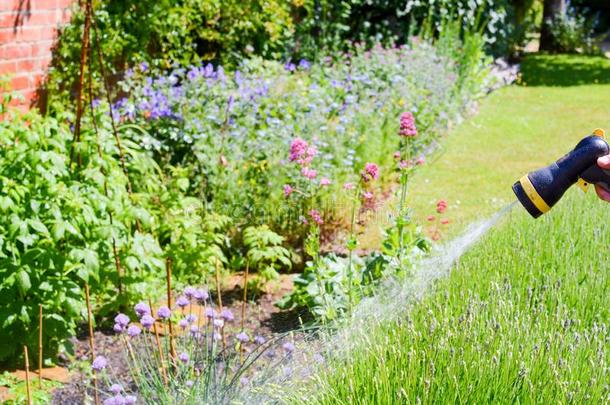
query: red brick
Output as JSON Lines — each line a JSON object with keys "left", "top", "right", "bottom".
{"left": 30, "top": 40, "right": 54, "bottom": 57}
{"left": 10, "top": 75, "right": 29, "bottom": 90}
{"left": 0, "top": 44, "right": 31, "bottom": 59}
{"left": 0, "top": 60, "right": 17, "bottom": 74}
{"left": 32, "top": 0, "right": 62, "bottom": 11}
{"left": 17, "top": 58, "right": 36, "bottom": 71}
{"left": 30, "top": 72, "right": 47, "bottom": 88}
{"left": 0, "top": 27, "right": 16, "bottom": 43}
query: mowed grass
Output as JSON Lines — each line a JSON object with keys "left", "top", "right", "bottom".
{"left": 305, "top": 191, "right": 610, "bottom": 404}
{"left": 298, "top": 55, "right": 610, "bottom": 404}
{"left": 409, "top": 54, "right": 610, "bottom": 235}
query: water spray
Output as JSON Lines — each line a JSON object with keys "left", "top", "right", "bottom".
{"left": 513, "top": 129, "right": 610, "bottom": 218}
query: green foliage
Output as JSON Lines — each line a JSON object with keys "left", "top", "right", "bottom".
{"left": 544, "top": 9, "right": 602, "bottom": 54}
{"left": 0, "top": 372, "right": 60, "bottom": 404}
{"left": 243, "top": 225, "right": 291, "bottom": 286}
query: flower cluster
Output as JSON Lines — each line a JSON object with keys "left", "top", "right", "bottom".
{"left": 399, "top": 111, "right": 418, "bottom": 137}
{"left": 361, "top": 162, "right": 379, "bottom": 183}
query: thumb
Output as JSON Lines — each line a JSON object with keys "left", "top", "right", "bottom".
{"left": 597, "top": 155, "right": 610, "bottom": 169}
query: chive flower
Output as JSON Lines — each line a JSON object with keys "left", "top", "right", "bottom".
{"left": 205, "top": 308, "right": 216, "bottom": 319}
{"left": 157, "top": 306, "right": 171, "bottom": 319}
{"left": 176, "top": 296, "right": 189, "bottom": 308}
{"left": 140, "top": 314, "right": 155, "bottom": 330}
{"left": 178, "top": 352, "right": 189, "bottom": 363}
{"left": 179, "top": 319, "right": 189, "bottom": 330}
{"left": 254, "top": 335, "right": 266, "bottom": 345}
{"left": 220, "top": 308, "right": 234, "bottom": 322}
{"left": 113, "top": 323, "right": 124, "bottom": 334}
{"left": 193, "top": 288, "right": 209, "bottom": 302}
{"left": 213, "top": 319, "right": 225, "bottom": 328}
{"left": 236, "top": 332, "right": 249, "bottom": 343}
{"left": 184, "top": 286, "right": 196, "bottom": 299}
{"left": 134, "top": 302, "right": 150, "bottom": 318}
{"left": 114, "top": 313, "right": 130, "bottom": 327}
{"left": 110, "top": 384, "right": 123, "bottom": 395}
{"left": 282, "top": 342, "right": 295, "bottom": 353}
{"left": 92, "top": 356, "right": 107, "bottom": 371}
{"left": 127, "top": 325, "right": 141, "bottom": 337}
{"left": 185, "top": 314, "right": 197, "bottom": 323}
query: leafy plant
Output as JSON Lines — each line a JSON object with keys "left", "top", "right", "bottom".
{"left": 243, "top": 225, "right": 291, "bottom": 290}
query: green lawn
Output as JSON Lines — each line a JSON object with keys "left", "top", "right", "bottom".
{"left": 409, "top": 54, "right": 610, "bottom": 235}
{"left": 296, "top": 55, "right": 610, "bottom": 404}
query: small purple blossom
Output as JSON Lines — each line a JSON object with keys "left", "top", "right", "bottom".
{"left": 399, "top": 111, "right": 418, "bottom": 137}
{"left": 361, "top": 162, "right": 379, "bottom": 182}
{"left": 114, "top": 313, "right": 130, "bottom": 327}
{"left": 140, "top": 314, "right": 155, "bottom": 330}
{"left": 157, "top": 306, "right": 171, "bottom": 319}
{"left": 213, "top": 319, "right": 224, "bottom": 328}
{"left": 176, "top": 296, "right": 189, "bottom": 308}
{"left": 189, "top": 325, "right": 199, "bottom": 336}
{"left": 178, "top": 352, "right": 189, "bottom": 363}
{"left": 127, "top": 325, "right": 141, "bottom": 337}
{"left": 113, "top": 323, "right": 124, "bottom": 334}
{"left": 185, "top": 380, "right": 194, "bottom": 388}
{"left": 193, "top": 289, "right": 209, "bottom": 302}
{"left": 125, "top": 395, "right": 137, "bottom": 405}
{"left": 179, "top": 319, "right": 189, "bottom": 330}
{"left": 236, "top": 332, "right": 249, "bottom": 343}
{"left": 254, "top": 335, "right": 266, "bottom": 345}
{"left": 92, "top": 356, "right": 107, "bottom": 371}
{"left": 205, "top": 308, "right": 216, "bottom": 318}
{"left": 140, "top": 61, "right": 149, "bottom": 72}
{"left": 220, "top": 309, "right": 234, "bottom": 322}
{"left": 103, "top": 396, "right": 124, "bottom": 405}
{"left": 110, "top": 384, "right": 123, "bottom": 395}
{"left": 283, "top": 184, "right": 293, "bottom": 198}
{"left": 185, "top": 314, "right": 197, "bottom": 323}
{"left": 282, "top": 342, "right": 295, "bottom": 353}
{"left": 134, "top": 302, "right": 150, "bottom": 318}
{"left": 184, "top": 286, "right": 196, "bottom": 299}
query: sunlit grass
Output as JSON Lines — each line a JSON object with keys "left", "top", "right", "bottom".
{"left": 304, "top": 191, "right": 610, "bottom": 403}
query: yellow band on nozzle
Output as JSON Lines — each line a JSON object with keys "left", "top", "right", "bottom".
{"left": 519, "top": 175, "right": 551, "bottom": 214}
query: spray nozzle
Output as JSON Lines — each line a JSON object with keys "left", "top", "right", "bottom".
{"left": 513, "top": 129, "right": 609, "bottom": 218}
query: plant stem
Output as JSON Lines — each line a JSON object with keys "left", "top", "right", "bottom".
{"left": 85, "top": 284, "right": 100, "bottom": 405}
{"left": 149, "top": 299, "right": 168, "bottom": 385}
{"left": 24, "top": 345, "right": 32, "bottom": 405}
{"left": 165, "top": 258, "right": 177, "bottom": 361}
{"left": 38, "top": 304, "right": 42, "bottom": 389}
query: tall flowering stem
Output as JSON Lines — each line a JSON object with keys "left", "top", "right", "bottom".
{"left": 165, "top": 258, "right": 177, "bottom": 361}
{"left": 397, "top": 112, "right": 418, "bottom": 261}
{"left": 148, "top": 299, "right": 168, "bottom": 385}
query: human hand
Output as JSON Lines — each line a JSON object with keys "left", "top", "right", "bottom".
{"left": 595, "top": 155, "right": 610, "bottom": 202}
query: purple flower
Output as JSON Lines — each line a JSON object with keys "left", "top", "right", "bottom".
{"left": 127, "top": 325, "right": 141, "bottom": 337}
{"left": 282, "top": 342, "right": 295, "bottom": 353}
{"left": 178, "top": 352, "right": 189, "bottom": 363}
{"left": 213, "top": 319, "right": 224, "bottom": 328}
{"left": 236, "top": 332, "right": 249, "bottom": 343}
{"left": 179, "top": 319, "right": 189, "bottom": 330}
{"left": 283, "top": 184, "right": 293, "bottom": 198}
{"left": 140, "top": 62, "right": 149, "bottom": 72}
{"left": 134, "top": 302, "right": 150, "bottom": 318}
{"left": 92, "top": 356, "right": 107, "bottom": 371}
{"left": 189, "top": 325, "right": 199, "bottom": 336}
{"left": 125, "top": 395, "right": 137, "bottom": 405}
{"left": 110, "top": 384, "right": 123, "bottom": 394}
{"left": 284, "top": 62, "right": 296, "bottom": 72}
{"left": 176, "top": 296, "right": 189, "bottom": 308}
{"left": 289, "top": 138, "right": 308, "bottom": 162}
{"left": 184, "top": 286, "right": 196, "bottom": 299}
{"left": 193, "top": 289, "right": 209, "bottom": 302}
{"left": 220, "top": 309, "right": 234, "bottom": 322}
{"left": 205, "top": 308, "right": 216, "bottom": 319}
{"left": 298, "top": 59, "right": 311, "bottom": 70}
{"left": 157, "top": 306, "right": 171, "bottom": 320}
{"left": 114, "top": 313, "right": 130, "bottom": 327}
{"left": 320, "top": 178, "right": 331, "bottom": 186}
{"left": 185, "top": 380, "right": 194, "bottom": 388}
{"left": 309, "top": 209, "right": 324, "bottom": 225}
{"left": 140, "top": 314, "right": 155, "bottom": 330}
{"left": 113, "top": 323, "right": 124, "bottom": 334}
{"left": 103, "top": 396, "right": 124, "bottom": 405}
{"left": 213, "top": 332, "right": 222, "bottom": 341}
{"left": 185, "top": 314, "right": 197, "bottom": 323}
{"left": 254, "top": 335, "right": 266, "bottom": 345}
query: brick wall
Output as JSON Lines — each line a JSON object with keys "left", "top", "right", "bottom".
{"left": 0, "top": 0, "right": 73, "bottom": 107}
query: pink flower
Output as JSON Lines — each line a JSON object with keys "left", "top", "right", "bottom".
{"left": 361, "top": 162, "right": 379, "bottom": 182}
{"left": 399, "top": 111, "right": 418, "bottom": 137}
{"left": 441, "top": 218, "right": 450, "bottom": 225}
{"left": 363, "top": 191, "right": 373, "bottom": 200}
{"left": 300, "top": 216, "right": 308, "bottom": 225}
{"left": 436, "top": 200, "right": 448, "bottom": 214}
{"left": 289, "top": 138, "right": 317, "bottom": 166}
{"left": 320, "top": 177, "right": 331, "bottom": 186}
{"left": 427, "top": 215, "right": 436, "bottom": 222}
{"left": 309, "top": 209, "right": 324, "bottom": 225}
{"left": 283, "top": 184, "right": 293, "bottom": 198}
{"left": 289, "top": 138, "right": 308, "bottom": 162}
{"left": 416, "top": 156, "right": 425, "bottom": 165}
{"left": 393, "top": 151, "right": 401, "bottom": 160}
{"left": 399, "top": 160, "right": 410, "bottom": 170}
{"left": 301, "top": 167, "right": 317, "bottom": 179}
{"left": 343, "top": 182, "right": 354, "bottom": 190}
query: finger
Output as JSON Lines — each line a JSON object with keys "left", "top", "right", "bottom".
{"left": 594, "top": 184, "right": 610, "bottom": 202}
{"left": 597, "top": 155, "right": 610, "bottom": 169}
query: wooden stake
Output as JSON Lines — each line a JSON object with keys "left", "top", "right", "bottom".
{"left": 240, "top": 261, "right": 249, "bottom": 363}
{"left": 149, "top": 300, "right": 168, "bottom": 385}
{"left": 24, "top": 346, "right": 32, "bottom": 405}
{"left": 38, "top": 304, "right": 42, "bottom": 388}
{"left": 166, "top": 258, "right": 177, "bottom": 360}
{"left": 85, "top": 284, "right": 100, "bottom": 405}
{"left": 215, "top": 258, "right": 226, "bottom": 350}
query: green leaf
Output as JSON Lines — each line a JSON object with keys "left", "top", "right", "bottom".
{"left": 15, "top": 270, "right": 31, "bottom": 295}
{"left": 29, "top": 219, "right": 49, "bottom": 236}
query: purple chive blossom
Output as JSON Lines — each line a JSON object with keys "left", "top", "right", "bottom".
{"left": 298, "top": 59, "right": 311, "bottom": 70}
{"left": 127, "top": 325, "right": 141, "bottom": 337}
{"left": 140, "top": 314, "right": 155, "bottom": 330}
{"left": 110, "top": 384, "right": 123, "bottom": 395}
{"left": 189, "top": 325, "right": 199, "bottom": 336}
{"left": 113, "top": 323, "right": 124, "bottom": 334}
{"left": 284, "top": 61, "right": 296, "bottom": 72}
{"left": 125, "top": 396, "right": 137, "bottom": 405}
{"left": 213, "top": 319, "right": 224, "bottom": 328}
{"left": 114, "top": 313, "right": 130, "bottom": 327}
{"left": 236, "top": 332, "right": 249, "bottom": 343}
{"left": 92, "top": 356, "right": 107, "bottom": 371}
{"left": 282, "top": 342, "right": 295, "bottom": 353}
{"left": 185, "top": 314, "right": 197, "bottom": 323}
{"left": 254, "top": 335, "right": 266, "bottom": 345}
{"left": 240, "top": 376, "right": 249, "bottom": 386}
{"left": 184, "top": 286, "right": 196, "bottom": 300}
{"left": 220, "top": 309, "right": 234, "bottom": 322}
{"left": 205, "top": 308, "right": 216, "bottom": 319}
{"left": 185, "top": 380, "right": 194, "bottom": 388}
{"left": 179, "top": 319, "right": 189, "bottom": 330}
{"left": 157, "top": 306, "right": 171, "bottom": 319}
{"left": 176, "top": 296, "right": 189, "bottom": 308}
{"left": 213, "top": 332, "right": 222, "bottom": 341}
{"left": 134, "top": 302, "right": 150, "bottom": 318}
{"left": 103, "top": 396, "right": 122, "bottom": 405}
{"left": 194, "top": 289, "right": 209, "bottom": 302}
{"left": 178, "top": 352, "right": 189, "bottom": 363}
